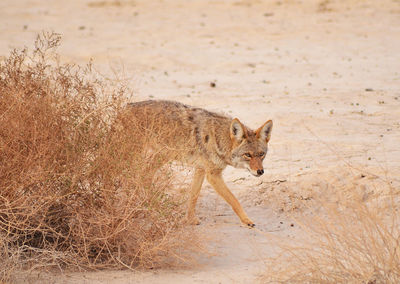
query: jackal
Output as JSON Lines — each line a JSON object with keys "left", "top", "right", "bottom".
{"left": 125, "top": 100, "right": 273, "bottom": 227}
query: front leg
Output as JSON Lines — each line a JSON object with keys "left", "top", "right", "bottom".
{"left": 206, "top": 169, "right": 255, "bottom": 227}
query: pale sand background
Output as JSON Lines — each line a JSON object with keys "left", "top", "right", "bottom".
{"left": 1, "top": 0, "right": 400, "bottom": 283}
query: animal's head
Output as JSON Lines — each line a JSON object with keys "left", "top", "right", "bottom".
{"left": 230, "top": 118, "right": 273, "bottom": 177}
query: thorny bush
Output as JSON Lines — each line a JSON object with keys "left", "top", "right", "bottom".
{"left": 0, "top": 32, "right": 197, "bottom": 281}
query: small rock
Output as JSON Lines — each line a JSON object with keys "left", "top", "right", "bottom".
{"left": 365, "top": 88, "right": 374, "bottom": 92}
{"left": 210, "top": 82, "right": 216, "bottom": 88}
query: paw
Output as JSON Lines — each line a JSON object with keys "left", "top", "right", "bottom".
{"left": 242, "top": 218, "right": 255, "bottom": 228}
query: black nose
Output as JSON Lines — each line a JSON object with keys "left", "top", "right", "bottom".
{"left": 257, "top": 169, "right": 264, "bottom": 176}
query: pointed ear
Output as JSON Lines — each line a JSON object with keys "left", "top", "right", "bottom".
{"left": 256, "top": 120, "right": 273, "bottom": 143}
{"left": 230, "top": 118, "right": 246, "bottom": 143}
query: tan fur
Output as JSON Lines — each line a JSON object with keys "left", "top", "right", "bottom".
{"left": 124, "top": 100, "right": 273, "bottom": 227}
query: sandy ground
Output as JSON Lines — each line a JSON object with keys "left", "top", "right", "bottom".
{"left": 1, "top": 0, "right": 400, "bottom": 283}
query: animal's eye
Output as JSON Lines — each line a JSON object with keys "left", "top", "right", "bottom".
{"left": 244, "top": 153, "right": 251, "bottom": 158}
{"left": 258, "top": 152, "right": 265, "bottom": 157}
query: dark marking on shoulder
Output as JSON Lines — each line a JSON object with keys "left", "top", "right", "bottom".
{"left": 188, "top": 115, "right": 194, "bottom": 121}
{"left": 194, "top": 126, "right": 209, "bottom": 157}
{"left": 204, "top": 135, "right": 209, "bottom": 143}
{"left": 194, "top": 127, "right": 200, "bottom": 142}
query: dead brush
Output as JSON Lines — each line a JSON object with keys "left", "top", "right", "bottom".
{"left": 262, "top": 173, "right": 400, "bottom": 283}
{"left": 0, "top": 32, "right": 200, "bottom": 282}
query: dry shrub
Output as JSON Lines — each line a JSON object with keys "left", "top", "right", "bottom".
{"left": 262, "top": 172, "right": 400, "bottom": 283}
{"left": 0, "top": 32, "right": 199, "bottom": 281}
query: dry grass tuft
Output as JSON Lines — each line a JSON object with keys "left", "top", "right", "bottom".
{"left": 262, "top": 172, "right": 400, "bottom": 283}
{"left": 0, "top": 32, "right": 200, "bottom": 282}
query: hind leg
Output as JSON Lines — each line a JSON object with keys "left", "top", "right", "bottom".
{"left": 186, "top": 168, "right": 205, "bottom": 225}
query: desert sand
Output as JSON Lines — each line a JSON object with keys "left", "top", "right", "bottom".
{"left": 1, "top": 0, "right": 400, "bottom": 283}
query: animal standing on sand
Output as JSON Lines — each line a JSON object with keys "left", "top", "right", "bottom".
{"left": 126, "top": 100, "right": 273, "bottom": 227}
